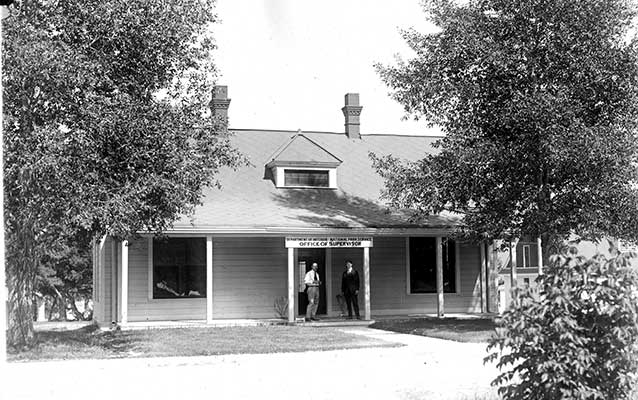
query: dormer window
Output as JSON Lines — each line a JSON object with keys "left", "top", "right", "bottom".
{"left": 266, "top": 132, "right": 342, "bottom": 189}
{"left": 284, "top": 169, "right": 329, "bottom": 187}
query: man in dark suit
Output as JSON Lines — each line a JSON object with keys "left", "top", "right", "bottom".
{"left": 341, "top": 260, "right": 360, "bottom": 319}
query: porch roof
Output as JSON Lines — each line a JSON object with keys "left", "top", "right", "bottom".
{"left": 172, "top": 129, "right": 462, "bottom": 231}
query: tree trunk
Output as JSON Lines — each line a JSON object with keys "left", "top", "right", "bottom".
{"left": 6, "top": 228, "right": 39, "bottom": 349}
{"left": 47, "top": 296, "right": 56, "bottom": 321}
{"left": 84, "top": 298, "right": 93, "bottom": 320}
{"left": 64, "top": 290, "right": 84, "bottom": 321}
{"left": 51, "top": 286, "right": 67, "bottom": 321}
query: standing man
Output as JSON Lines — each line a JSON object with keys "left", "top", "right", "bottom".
{"left": 341, "top": 260, "right": 360, "bottom": 319}
{"left": 304, "top": 262, "right": 321, "bottom": 322}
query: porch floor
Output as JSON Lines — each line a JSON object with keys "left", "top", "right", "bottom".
{"left": 112, "top": 313, "right": 493, "bottom": 331}
{"left": 114, "top": 316, "right": 374, "bottom": 331}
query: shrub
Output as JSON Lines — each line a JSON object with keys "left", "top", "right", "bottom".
{"left": 485, "top": 249, "right": 638, "bottom": 400}
{"left": 273, "top": 296, "right": 288, "bottom": 320}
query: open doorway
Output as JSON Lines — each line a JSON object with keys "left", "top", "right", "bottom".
{"left": 297, "top": 248, "right": 327, "bottom": 316}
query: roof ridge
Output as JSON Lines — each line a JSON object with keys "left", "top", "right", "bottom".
{"left": 230, "top": 128, "right": 444, "bottom": 139}
{"left": 265, "top": 131, "right": 342, "bottom": 165}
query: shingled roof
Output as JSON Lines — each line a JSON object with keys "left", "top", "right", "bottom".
{"left": 171, "top": 129, "right": 461, "bottom": 233}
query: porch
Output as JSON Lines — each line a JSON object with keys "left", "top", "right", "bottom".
{"left": 93, "top": 235, "right": 491, "bottom": 326}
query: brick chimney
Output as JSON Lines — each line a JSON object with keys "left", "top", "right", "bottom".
{"left": 341, "top": 93, "right": 362, "bottom": 139}
{"left": 211, "top": 85, "right": 231, "bottom": 121}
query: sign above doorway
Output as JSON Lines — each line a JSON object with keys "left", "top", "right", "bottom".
{"left": 285, "top": 237, "right": 373, "bottom": 248}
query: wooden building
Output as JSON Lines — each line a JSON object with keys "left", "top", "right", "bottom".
{"left": 91, "top": 88, "right": 520, "bottom": 326}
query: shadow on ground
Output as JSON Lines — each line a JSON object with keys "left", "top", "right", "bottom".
{"left": 370, "top": 317, "right": 497, "bottom": 343}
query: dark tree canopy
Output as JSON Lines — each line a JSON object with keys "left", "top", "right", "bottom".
{"left": 374, "top": 0, "right": 638, "bottom": 245}
{"left": 3, "top": 0, "right": 242, "bottom": 347}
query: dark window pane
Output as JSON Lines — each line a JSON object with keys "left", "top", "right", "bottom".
{"left": 153, "top": 238, "right": 206, "bottom": 299}
{"left": 284, "top": 169, "right": 329, "bottom": 187}
{"left": 409, "top": 237, "right": 456, "bottom": 293}
{"left": 410, "top": 237, "right": 437, "bottom": 293}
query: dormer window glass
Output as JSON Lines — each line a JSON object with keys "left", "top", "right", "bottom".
{"left": 284, "top": 169, "right": 329, "bottom": 187}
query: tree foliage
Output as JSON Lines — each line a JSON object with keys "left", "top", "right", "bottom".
{"left": 485, "top": 250, "right": 638, "bottom": 400}
{"left": 373, "top": 0, "right": 638, "bottom": 245}
{"left": 3, "top": 0, "right": 242, "bottom": 348}
{"left": 37, "top": 228, "right": 93, "bottom": 321}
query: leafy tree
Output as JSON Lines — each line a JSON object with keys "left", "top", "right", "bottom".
{"left": 3, "top": 0, "right": 242, "bottom": 348}
{"left": 37, "top": 229, "right": 93, "bottom": 321}
{"left": 373, "top": 0, "right": 638, "bottom": 248}
{"left": 485, "top": 250, "right": 638, "bottom": 400}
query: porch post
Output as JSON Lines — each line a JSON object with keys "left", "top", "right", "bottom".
{"left": 287, "top": 247, "right": 295, "bottom": 323}
{"left": 111, "top": 241, "right": 117, "bottom": 323}
{"left": 97, "top": 236, "right": 107, "bottom": 322}
{"left": 537, "top": 236, "right": 543, "bottom": 275}
{"left": 486, "top": 241, "right": 497, "bottom": 313}
{"left": 510, "top": 240, "right": 517, "bottom": 288}
{"left": 436, "top": 237, "right": 444, "bottom": 318}
{"left": 120, "top": 240, "right": 129, "bottom": 324}
{"left": 479, "top": 242, "right": 487, "bottom": 313}
{"left": 206, "top": 236, "right": 213, "bottom": 323}
{"left": 363, "top": 247, "right": 371, "bottom": 321}
{"left": 325, "top": 248, "right": 333, "bottom": 316}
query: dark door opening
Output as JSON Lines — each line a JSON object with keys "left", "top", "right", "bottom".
{"left": 297, "top": 248, "right": 327, "bottom": 316}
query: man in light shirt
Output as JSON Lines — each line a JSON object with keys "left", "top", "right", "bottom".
{"left": 304, "top": 262, "right": 321, "bottom": 322}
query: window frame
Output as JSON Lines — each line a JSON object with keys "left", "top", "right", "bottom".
{"left": 284, "top": 168, "right": 330, "bottom": 188}
{"left": 274, "top": 166, "right": 338, "bottom": 189}
{"left": 522, "top": 245, "right": 531, "bottom": 268}
{"left": 148, "top": 236, "right": 208, "bottom": 300}
{"left": 405, "top": 237, "right": 461, "bottom": 295}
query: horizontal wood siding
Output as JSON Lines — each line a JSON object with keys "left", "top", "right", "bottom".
{"left": 125, "top": 237, "right": 205, "bottom": 321}
{"left": 105, "top": 235, "right": 483, "bottom": 322}
{"left": 212, "top": 237, "right": 288, "bottom": 318}
{"left": 369, "top": 237, "right": 482, "bottom": 314}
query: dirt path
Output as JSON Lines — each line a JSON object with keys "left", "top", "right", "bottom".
{"left": 2, "top": 327, "right": 499, "bottom": 400}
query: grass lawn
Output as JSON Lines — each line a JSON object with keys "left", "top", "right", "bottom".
{"left": 8, "top": 324, "right": 400, "bottom": 362}
{"left": 370, "top": 316, "right": 497, "bottom": 343}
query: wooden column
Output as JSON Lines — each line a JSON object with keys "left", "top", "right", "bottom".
{"left": 120, "top": 240, "right": 129, "bottom": 324}
{"left": 537, "top": 236, "right": 543, "bottom": 275}
{"left": 363, "top": 247, "right": 371, "bottom": 320}
{"left": 147, "top": 237, "right": 153, "bottom": 300}
{"left": 479, "top": 242, "right": 487, "bottom": 313}
{"left": 92, "top": 242, "right": 97, "bottom": 311}
{"left": 206, "top": 236, "right": 214, "bottom": 323}
{"left": 325, "top": 248, "right": 333, "bottom": 316}
{"left": 486, "top": 241, "right": 497, "bottom": 313}
{"left": 111, "top": 241, "right": 117, "bottom": 323}
{"left": 510, "top": 240, "right": 517, "bottom": 288}
{"left": 436, "top": 237, "right": 444, "bottom": 318}
{"left": 97, "top": 236, "right": 107, "bottom": 322}
{"left": 287, "top": 247, "right": 295, "bottom": 323}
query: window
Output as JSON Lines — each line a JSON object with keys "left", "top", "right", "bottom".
{"left": 409, "top": 237, "right": 456, "bottom": 293}
{"left": 284, "top": 169, "right": 329, "bottom": 187}
{"left": 523, "top": 245, "right": 531, "bottom": 268}
{"left": 153, "top": 238, "right": 206, "bottom": 299}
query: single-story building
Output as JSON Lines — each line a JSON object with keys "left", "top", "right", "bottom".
{"left": 91, "top": 87, "right": 543, "bottom": 326}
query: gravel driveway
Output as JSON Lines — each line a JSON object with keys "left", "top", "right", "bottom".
{"left": 2, "top": 327, "right": 500, "bottom": 400}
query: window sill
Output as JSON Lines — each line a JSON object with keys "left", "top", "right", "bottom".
{"left": 406, "top": 292, "right": 462, "bottom": 296}
{"left": 277, "top": 185, "right": 337, "bottom": 189}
